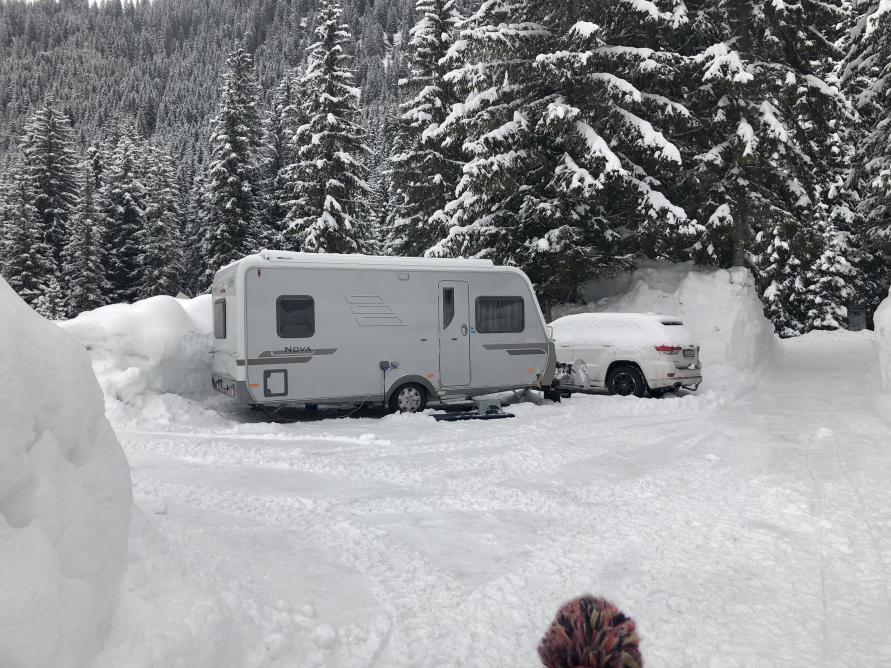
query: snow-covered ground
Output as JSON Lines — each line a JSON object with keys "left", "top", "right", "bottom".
{"left": 44, "top": 267, "right": 891, "bottom": 666}
{"left": 86, "top": 331, "right": 891, "bottom": 667}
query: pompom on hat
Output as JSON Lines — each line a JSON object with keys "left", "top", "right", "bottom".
{"left": 538, "top": 595, "right": 642, "bottom": 668}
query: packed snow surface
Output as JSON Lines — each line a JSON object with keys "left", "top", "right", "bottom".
{"left": 98, "top": 332, "right": 891, "bottom": 666}
{"left": 66, "top": 267, "right": 891, "bottom": 666}
{"left": 0, "top": 278, "right": 131, "bottom": 668}
{"left": 875, "top": 287, "right": 891, "bottom": 391}
{"left": 555, "top": 263, "right": 777, "bottom": 389}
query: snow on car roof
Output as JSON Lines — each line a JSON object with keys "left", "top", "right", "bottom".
{"left": 550, "top": 312, "right": 692, "bottom": 347}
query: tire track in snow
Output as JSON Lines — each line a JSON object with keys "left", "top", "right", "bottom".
{"left": 132, "top": 475, "right": 482, "bottom": 665}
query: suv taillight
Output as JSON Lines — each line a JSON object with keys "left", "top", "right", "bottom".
{"left": 655, "top": 345, "right": 681, "bottom": 354}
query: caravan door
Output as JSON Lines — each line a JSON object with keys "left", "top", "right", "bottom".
{"left": 438, "top": 280, "right": 471, "bottom": 386}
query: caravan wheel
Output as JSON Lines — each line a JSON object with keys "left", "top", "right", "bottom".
{"left": 389, "top": 383, "right": 427, "bottom": 413}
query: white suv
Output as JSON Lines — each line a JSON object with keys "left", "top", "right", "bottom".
{"left": 549, "top": 313, "right": 702, "bottom": 397}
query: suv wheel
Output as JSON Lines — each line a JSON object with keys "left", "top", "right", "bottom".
{"left": 388, "top": 383, "right": 427, "bottom": 413}
{"left": 607, "top": 365, "right": 646, "bottom": 397}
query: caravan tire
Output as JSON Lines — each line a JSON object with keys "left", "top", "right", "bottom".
{"left": 389, "top": 383, "right": 428, "bottom": 413}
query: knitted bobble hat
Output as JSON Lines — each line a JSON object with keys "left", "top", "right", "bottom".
{"left": 538, "top": 595, "right": 642, "bottom": 668}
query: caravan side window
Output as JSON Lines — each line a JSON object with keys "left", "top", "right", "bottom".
{"left": 442, "top": 287, "right": 455, "bottom": 328}
{"left": 475, "top": 296, "right": 524, "bottom": 333}
{"left": 214, "top": 299, "right": 227, "bottom": 339}
{"left": 277, "top": 296, "right": 315, "bottom": 338}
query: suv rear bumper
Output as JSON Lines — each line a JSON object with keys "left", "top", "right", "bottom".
{"left": 644, "top": 360, "right": 702, "bottom": 390}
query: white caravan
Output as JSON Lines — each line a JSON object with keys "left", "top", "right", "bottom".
{"left": 211, "top": 251, "right": 556, "bottom": 412}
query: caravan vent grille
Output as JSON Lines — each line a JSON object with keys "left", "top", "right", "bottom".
{"left": 346, "top": 296, "right": 405, "bottom": 327}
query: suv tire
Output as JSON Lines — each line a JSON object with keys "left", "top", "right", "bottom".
{"left": 607, "top": 365, "right": 647, "bottom": 397}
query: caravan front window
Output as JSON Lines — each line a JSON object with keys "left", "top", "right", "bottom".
{"left": 277, "top": 296, "right": 315, "bottom": 338}
{"left": 475, "top": 296, "right": 524, "bottom": 333}
{"left": 214, "top": 299, "right": 226, "bottom": 339}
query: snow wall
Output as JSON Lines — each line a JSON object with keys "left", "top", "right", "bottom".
{"left": 553, "top": 262, "right": 778, "bottom": 390}
{"left": 874, "top": 288, "right": 891, "bottom": 392}
{"left": 60, "top": 295, "right": 213, "bottom": 406}
{"left": 0, "top": 278, "right": 132, "bottom": 668}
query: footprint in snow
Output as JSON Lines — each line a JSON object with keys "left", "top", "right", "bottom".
{"left": 311, "top": 623, "right": 338, "bottom": 649}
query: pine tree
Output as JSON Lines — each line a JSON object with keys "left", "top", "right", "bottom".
{"left": 138, "top": 146, "right": 184, "bottom": 298}
{"left": 0, "top": 179, "right": 12, "bottom": 270}
{"left": 432, "top": 0, "right": 693, "bottom": 314}
{"left": 841, "top": 1, "right": 891, "bottom": 309}
{"left": 184, "top": 169, "right": 208, "bottom": 295}
{"left": 804, "top": 222, "right": 857, "bottom": 330}
{"left": 1, "top": 176, "right": 58, "bottom": 307}
{"left": 687, "top": 0, "right": 851, "bottom": 333}
{"left": 385, "top": 0, "right": 462, "bottom": 256}
{"left": 752, "top": 222, "right": 808, "bottom": 337}
{"left": 281, "top": 0, "right": 373, "bottom": 254}
{"left": 262, "top": 69, "right": 307, "bottom": 245}
{"left": 201, "top": 47, "right": 263, "bottom": 286}
{"left": 33, "top": 275, "right": 66, "bottom": 320}
{"left": 103, "top": 133, "right": 147, "bottom": 303}
{"left": 17, "top": 102, "right": 81, "bottom": 265}
{"left": 62, "top": 168, "right": 110, "bottom": 316}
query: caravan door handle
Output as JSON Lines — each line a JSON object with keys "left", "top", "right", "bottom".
{"left": 460, "top": 324, "right": 468, "bottom": 336}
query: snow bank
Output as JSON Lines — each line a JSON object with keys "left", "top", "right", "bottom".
{"left": 874, "top": 288, "right": 891, "bottom": 392}
{"left": 60, "top": 295, "right": 213, "bottom": 406}
{"left": 0, "top": 278, "right": 131, "bottom": 668}
{"left": 554, "top": 262, "right": 777, "bottom": 390}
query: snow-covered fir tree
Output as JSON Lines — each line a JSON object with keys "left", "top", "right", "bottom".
{"left": 62, "top": 168, "right": 110, "bottom": 317}
{"left": 184, "top": 169, "right": 208, "bottom": 294}
{"left": 1, "top": 177, "right": 58, "bottom": 307}
{"left": 431, "top": 0, "right": 694, "bottom": 314}
{"left": 200, "top": 47, "right": 263, "bottom": 287}
{"left": 804, "top": 221, "right": 857, "bottom": 330}
{"left": 280, "top": 0, "right": 373, "bottom": 254}
{"left": 262, "top": 69, "right": 307, "bottom": 246}
{"left": 102, "top": 133, "right": 147, "bottom": 303}
{"left": 753, "top": 222, "right": 808, "bottom": 336}
{"left": 32, "top": 275, "right": 66, "bottom": 320}
{"left": 686, "top": 0, "right": 852, "bottom": 333}
{"left": 386, "top": 0, "right": 462, "bottom": 257}
{"left": 17, "top": 102, "right": 81, "bottom": 265}
{"left": 841, "top": 1, "right": 891, "bottom": 308}
{"left": 138, "top": 146, "right": 184, "bottom": 298}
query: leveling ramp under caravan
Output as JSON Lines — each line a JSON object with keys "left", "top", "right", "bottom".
{"left": 211, "top": 251, "right": 557, "bottom": 412}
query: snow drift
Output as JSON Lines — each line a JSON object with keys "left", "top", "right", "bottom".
{"left": 874, "top": 288, "right": 891, "bottom": 392}
{"left": 0, "top": 278, "right": 131, "bottom": 668}
{"left": 554, "top": 262, "right": 777, "bottom": 390}
{"left": 60, "top": 295, "right": 213, "bottom": 406}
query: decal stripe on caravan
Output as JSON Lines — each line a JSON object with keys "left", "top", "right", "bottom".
{"left": 237, "top": 349, "right": 337, "bottom": 366}
{"left": 483, "top": 343, "right": 547, "bottom": 355}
